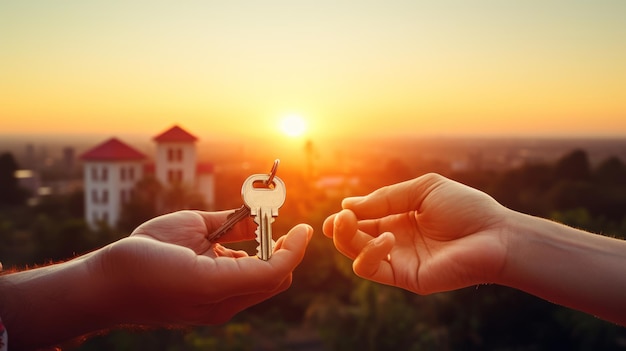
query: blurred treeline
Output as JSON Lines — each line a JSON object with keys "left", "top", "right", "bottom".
{"left": 1, "top": 148, "right": 625, "bottom": 350}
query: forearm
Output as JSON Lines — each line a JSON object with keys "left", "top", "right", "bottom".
{"left": 0, "top": 251, "right": 116, "bottom": 350}
{"left": 499, "top": 210, "right": 626, "bottom": 325}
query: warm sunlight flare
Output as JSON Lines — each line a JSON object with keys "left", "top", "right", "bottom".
{"left": 279, "top": 115, "right": 307, "bottom": 138}
{"left": 1, "top": 2, "right": 625, "bottom": 137}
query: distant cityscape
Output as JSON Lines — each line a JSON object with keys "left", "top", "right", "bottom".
{"left": 2, "top": 132, "right": 626, "bottom": 216}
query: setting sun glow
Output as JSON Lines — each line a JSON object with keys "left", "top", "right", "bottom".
{"left": 1, "top": 2, "right": 625, "bottom": 138}
{"left": 279, "top": 115, "right": 307, "bottom": 138}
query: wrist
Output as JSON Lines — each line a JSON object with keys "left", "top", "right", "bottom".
{"left": 0, "top": 251, "right": 117, "bottom": 350}
{"left": 85, "top": 242, "right": 145, "bottom": 326}
{"left": 496, "top": 209, "right": 556, "bottom": 288}
{"left": 89, "top": 238, "right": 177, "bottom": 326}
{"left": 495, "top": 209, "right": 626, "bottom": 324}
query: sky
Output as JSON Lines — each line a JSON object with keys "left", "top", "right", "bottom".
{"left": 1, "top": 0, "right": 625, "bottom": 141}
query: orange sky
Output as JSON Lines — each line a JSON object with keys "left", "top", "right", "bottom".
{"left": 1, "top": 1, "right": 625, "bottom": 140}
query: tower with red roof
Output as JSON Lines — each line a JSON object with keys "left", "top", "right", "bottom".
{"left": 80, "top": 138, "right": 146, "bottom": 228}
{"left": 153, "top": 125, "right": 198, "bottom": 188}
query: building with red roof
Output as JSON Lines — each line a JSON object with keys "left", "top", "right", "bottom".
{"left": 153, "top": 125, "right": 198, "bottom": 143}
{"left": 80, "top": 138, "right": 146, "bottom": 161}
{"left": 81, "top": 126, "right": 214, "bottom": 229}
{"left": 80, "top": 138, "right": 147, "bottom": 228}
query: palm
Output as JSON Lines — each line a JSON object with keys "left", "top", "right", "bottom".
{"left": 131, "top": 210, "right": 253, "bottom": 256}
{"left": 95, "top": 210, "right": 308, "bottom": 326}
{"left": 388, "top": 180, "right": 507, "bottom": 293}
{"left": 329, "top": 174, "right": 509, "bottom": 295}
{"left": 382, "top": 219, "right": 502, "bottom": 295}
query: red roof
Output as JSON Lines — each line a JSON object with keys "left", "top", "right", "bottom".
{"left": 153, "top": 125, "right": 198, "bottom": 142}
{"left": 80, "top": 138, "right": 146, "bottom": 161}
{"left": 144, "top": 162, "right": 155, "bottom": 175}
{"left": 197, "top": 162, "right": 214, "bottom": 174}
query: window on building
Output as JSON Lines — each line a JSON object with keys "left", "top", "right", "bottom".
{"left": 168, "top": 148, "right": 183, "bottom": 162}
{"left": 120, "top": 167, "right": 126, "bottom": 181}
{"left": 102, "top": 211, "right": 109, "bottom": 224}
{"left": 120, "top": 189, "right": 126, "bottom": 204}
{"left": 102, "top": 167, "right": 108, "bottom": 181}
{"left": 177, "top": 170, "right": 183, "bottom": 182}
{"left": 129, "top": 167, "right": 135, "bottom": 180}
{"left": 92, "top": 189, "right": 99, "bottom": 204}
{"left": 91, "top": 167, "right": 98, "bottom": 181}
{"left": 102, "top": 190, "right": 109, "bottom": 204}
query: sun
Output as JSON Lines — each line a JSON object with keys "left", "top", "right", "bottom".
{"left": 279, "top": 114, "right": 307, "bottom": 137}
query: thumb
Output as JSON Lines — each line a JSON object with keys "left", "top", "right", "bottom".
{"left": 271, "top": 224, "right": 313, "bottom": 268}
{"left": 342, "top": 173, "right": 446, "bottom": 219}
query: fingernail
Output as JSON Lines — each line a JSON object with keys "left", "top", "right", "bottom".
{"left": 341, "top": 196, "right": 363, "bottom": 209}
{"left": 373, "top": 235, "right": 385, "bottom": 247}
{"left": 305, "top": 224, "right": 313, "bottom": 241}
{"left": 334, "top": 210, "right": 349, "bottom": 230}
{"left": 306, "top": 225, "right": 314, "bottom": 241}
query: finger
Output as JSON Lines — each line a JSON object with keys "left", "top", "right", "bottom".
{"left": 353, "top": 218, "right": 388, "bottom": 238}
{"left": 269, "top": 224, "right": 312, "bottom": 267}
{"left": 342, "top": 173, "right": 447, "bottom": 219}
{"left": 322, "top": 213, "right": 338, "bottom": 238}
{"left": 332, "top": 209, "right": 374, "bottom": 260}
{"left": 353, "top": 232, "right": 395, "bottom": 285}
{"left": 195, "top": 210, "right": 257, "bottom": 243}
{"left": 200, "top": 224, "right": 312, "bottom": 298}
{"left": 211, "top": 245, "right": 250, "bottom": 258}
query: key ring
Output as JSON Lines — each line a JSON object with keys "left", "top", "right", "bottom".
{"left": 265, "top": 159, "right": 280, "bottom": 188}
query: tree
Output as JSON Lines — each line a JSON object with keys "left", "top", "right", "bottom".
{"left": 0, "top": 152, "right": 26, "bottom": 206}
{"left": 555, "top": 149, "right": 591, "bottom": 181}
{"left": 117, "top": 176, "right": 162, "bottom": 232}
{"left": 594, "top": 156, "right": 626, "bottom": 186}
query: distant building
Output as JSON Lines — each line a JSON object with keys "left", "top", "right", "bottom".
{"left": 80, "top": 125, "right": 215, "bottom": 229}
{"left": 62, "top": 146, "right": 76, "bottom": 174}
{"left": 81, "top": 138, "right": 146, "bottom": 229}
{"left": 153, "top": 125, "right": 199, "bottom": 187}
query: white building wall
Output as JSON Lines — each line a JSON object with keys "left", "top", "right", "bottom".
{"left": 196, "top": 173, "right": 216, "bottom": 210}
{"left": 84, "top": 161, "right": 143, "bottom": 229}
{"left": 155, "top": 142, "right": 196, "bottom": 186}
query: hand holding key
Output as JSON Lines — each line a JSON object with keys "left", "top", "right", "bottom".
{"left": 1, "top": 209, "right": 313, "bottom": 350}
{"left": 91, "top": 209, "right": 312, "bottom": 327}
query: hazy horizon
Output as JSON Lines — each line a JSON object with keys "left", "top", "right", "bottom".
{"left": 1, "top": 1, "right": 625, "bottom": 139}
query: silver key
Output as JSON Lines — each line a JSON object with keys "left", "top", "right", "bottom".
{"left": 206, "top": 205, "right": 251, "bottom": 242}
{"left": 241, "top": 174, "right": 286, "bottom": 260}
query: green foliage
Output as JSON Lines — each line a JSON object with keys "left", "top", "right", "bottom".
{"left": 595, "top": 157, "right": 626, "bottom": 186}
{"left": 0, "top": 152, "right": 27, "bottom": 207}
{"left": 2, "top": 148, "right": 626, "bottom": 350}
{"left": 117, "top": 176, "right": 162, "bottom": 232}
{"left": 555, "top": 149, "right": 591, "bottom": 182}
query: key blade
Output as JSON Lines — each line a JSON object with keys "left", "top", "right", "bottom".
{"left": 206, "top": 205, "right": 251, "bottom": 242}
{"left": 254, "top": 208, "right": 275, "bottom": 260}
